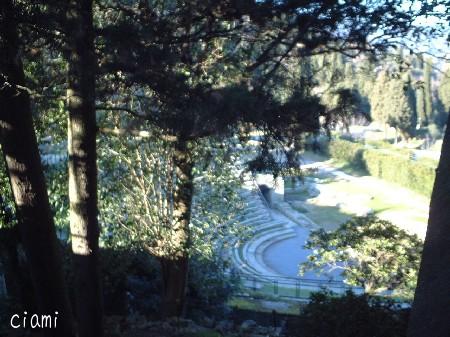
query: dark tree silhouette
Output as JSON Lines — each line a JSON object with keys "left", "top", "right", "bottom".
{"left": 408, "top": 111, "right": 450, "bottom": 337}
{"left": 0, "top": 1, "right": 74, "bottom": 336}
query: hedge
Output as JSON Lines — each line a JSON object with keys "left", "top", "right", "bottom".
{"left": 327, "top": 139, "right": 436, "bottom": 197}
{"left": 328, "top": 139, "right": 366, "bottom": 170}
{"left": 362, "top": 150, "right": 435, "bottom": 197}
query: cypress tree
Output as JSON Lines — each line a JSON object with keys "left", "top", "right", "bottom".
{"left": 370, "top": 70, "right": 390, "bottom": 126}
{"left": 424, "top": 58, "right": 433, "bottom": 125}
{"left": 387, "top": 74, "right": 417, "bottom": 140}
{"left": 416, "top": 85, "right": 426, "bottom": 128}
{"left": 437, "top": 66, "right": 450, "bottom": 113}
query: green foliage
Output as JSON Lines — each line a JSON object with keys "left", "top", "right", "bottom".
{"left": 424, "top": 59, "right": 433, "bottom": 124}
{"left": 98, "top": 132, "right": 246, "bottom": 258}
{"left": 365, "top": 139, "right": 393, "bottom": 149}
{"left": 415, "top": 85, "right": 426, "bottom": 127}
{"left": 301, "top": 216, "right": 422, "bottom": 298}
{"left": 96, "top": 131, "right": 244, "bottom": 315}
{"left": 61, "top": 245, "right": 236, "bottom": 317}
{"left": 371, "top": 69, "right": 417, "bottom": 138}
{"left": 328, "top": 139, "right": 366, "bottom": 170}
{"left": 386, "top": 75, "right": 417, "bottom": 138}
{"left": 99, "top": 248, "right": 162, "bottom": 315}
{"left": 362, "top": 149, "right": 435, "bottom": 197}
{"left": 428, "top": 123, "right": 443, "bottom": 140}
{"left": 290, "top": 290, "right": 409, "bottom": 337}
{"left": 438, "top": 67, "right": 450, "bottom": 113}
{"left": 327, "top": 139, "right": 436, "bottom": 197}
{"left": 312, "top": 53, "right": 371, "bottom": 129}
{"left": 61, "top": 245, "right": 162, "bottom": 316}
{"left": 436, "top": 67, "right": 450, "bottom": 129}
{"left": 370, "top": 70, "right": 391, "bottom": 125}
{"left": 190, "top": 138, "right": 247, "bottom": 258}
{"left": 42, "top": 159, "right": 69, "bottom": 234}
{"left": 187, "top": 254, "right": 239, "bottom": 316}
{"left": 0, "top": 155, "right": 15, "bottom": 229}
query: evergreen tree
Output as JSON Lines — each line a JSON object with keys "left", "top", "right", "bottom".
{"left": 65, "top": 0, "right": 103, "bottom": 335}
{"left": 417, "top": 54, "right": 425, "bottom": 70}
{"left": 357, "top": 56, "right": 377, "bottom": 98}
{"left": 424, "top": 58, "right": 433, "bottom": 125}
{"left": 415, "top": 85, "right": 426, "bottom": 128}
{"left": 387, "top": 74, "right": 417, "bottom": 139}
{"left": 0, "top": 1, "right": 74, "bottom": 335}
{"left": 438, "top": 67, "right": 450, "bottom": 112}
{"left": 97, "top": 0, "right": 429, "bottom": 316}
{"left": 370, "top": 70, "right": 390, "bottom": 126}
{"left": 2, "top": 0, "right": 447, "bottom": 328}
{"left": 344, "top": 61, "right": 355, "bottom": 87}
{"left": 436, "top": 66, "right": 450, "bottom": 128}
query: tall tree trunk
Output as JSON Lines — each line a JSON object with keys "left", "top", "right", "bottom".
{"left": 0, "top": 2, "right": 74, "bottom": 336}
{"left": 65, "top": 0, "right": 103, "bottom": 336}
{"left": 161, "top": 139, "right": 194, "bottom": 318}
{"left": 408, "top": 112, "right": 450, "bottom": 337}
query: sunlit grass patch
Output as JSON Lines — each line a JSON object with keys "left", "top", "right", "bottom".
{"left": 228, "top": 296, "right": 301, "bottom": 315}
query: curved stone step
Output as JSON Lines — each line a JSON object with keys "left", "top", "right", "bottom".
{"left": 253, "top": 220, "right": 286, "bottom": 230}
{"left": 239, "top": 228, "right": 297, "bottom": 277}
{"left": 239, "top": 214, "right": 271, "bottom": 226}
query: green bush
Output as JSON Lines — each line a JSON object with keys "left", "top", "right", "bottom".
{"left": 301, "top": 216, "right": 422, "bottom": 297}
{"left": 61, "top": 245, "right": 163, "bottom": 316}
{"left": 187, "top": 254, "right": 239, "bottom": 318}
{"left": 328, "top": 139, "right": 366, "bottom": 170}
{"left": 288, "top": 291, "right": 409, "bottom": 337}
{"left": 365, "top": 139, "right": 393, "bottom": 149}
{"left": 363, "top": 150, "right": 435, "bottom": 197}
{"left": 327, "top": 139, "right": 436, "bottom": 197}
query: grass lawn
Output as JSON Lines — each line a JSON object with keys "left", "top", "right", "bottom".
{"left": 228, "top": 297, "right": 301, "bottom": 315}
{"left": 300, "top": 204, "right": 351, "bottom": 231}
{"left": 259, "top": 283, "right": 314, "bottom": 299}
{"left": 332, "top": 160, "right": 368, "bottom": 177}
{"left": 285, "top": 152, "right": 429, "bottom": 236}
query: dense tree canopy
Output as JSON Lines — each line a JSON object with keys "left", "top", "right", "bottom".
{"left": 1, "top": 0, "right": 449, "bottom": 336}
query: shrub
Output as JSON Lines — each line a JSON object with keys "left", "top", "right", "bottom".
{"left": 301, "top": 216, "right": 422, "bottom": 298}
{"left": 101, "top": 248, "right": 162, "bottom": 315}
{"left": 362, "top": 150, "right": 435, "bottom": 196}
{"left": 62, "top": 246, "right": 162, "bottom": 316}
{"left": 328, "top": 139, "right": 366, "bottom": 170}
{"left": 288, "top": 291, "right": 409, "bottom": 337}
{"left": 327, "top": 139, "right": 436, "bottom": 197}
{"left": 365, "top": 139, "right": 393, "bottom": 149}
{"left": 187, "top": 254, "right": 239, "bottom": 318}
{"left": 427, "top": 123, "right": 442, "bottom": 141}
